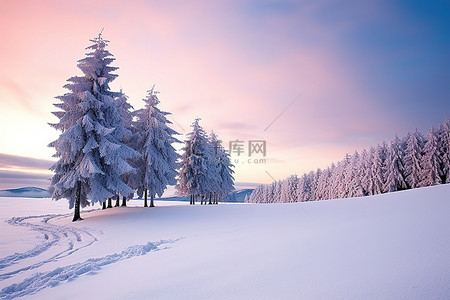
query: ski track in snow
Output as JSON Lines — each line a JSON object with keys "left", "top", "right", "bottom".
{"left": 0, "top": 239, "right": 179, "bottom": 300}
{"left": 0, "top": 213, "right": 182, "bottom": 299}
{"left": 0, "top": 214, "right": 98, "bottom": 280}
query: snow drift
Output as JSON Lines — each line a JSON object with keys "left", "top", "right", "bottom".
{"left": 0, "top": 184, "right": 448, "bottom": 299}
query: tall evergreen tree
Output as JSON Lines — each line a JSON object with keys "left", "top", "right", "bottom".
{"left": 133, "top": 86, "right": 180, "bottom": 207}
{"left": 281, "top": 175, "right": 298, "bottom": 203}
{"left": 383, "top": 136, "right": 407, "bottom": 193}
{"left": 297, "top": 173, "right": 311, "bottom": 202}
{"left": 49, "top": 32, "right": 137, "bottom": 221}
{"left": 176, "top": 118, "right": 212, "bottom": 204}
{"left": 264, "top": 182, "right": 275, "bottom": 203}
{"left": 404, "top": 129, "right": 424, "bottom": 189}
{"left": 367, "top": 145, "right": 384, "bottom": 195}
{"left": 348, "top": 151, "right": 364, "bottom": 197}
{"left": 438, "top": 119, "right": 450, "bottom": 183}
{"left": 249, "top": 185, "right": 264, "bottom": 203}
{"left": 114, "top": 90, "right": 137, "bottom": 206}
{"left": 209, "top": 132, "right": 235, "bottom": 204}
{"left": 359, "top": 149, "right": 370, "bottom": 196}
{"left": 332, "top": 160, "right": 346, "bottom": 198}
{"left": 421, "top": 127, "right": 442, "bottom": 186}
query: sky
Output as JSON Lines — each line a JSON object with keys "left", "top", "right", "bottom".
{"left": 0, "top": 0, "right": 449, "bottom": 189}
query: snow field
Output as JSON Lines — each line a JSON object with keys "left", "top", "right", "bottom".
{"left": 0, "top": 185, "right": 449, "bottom": 299}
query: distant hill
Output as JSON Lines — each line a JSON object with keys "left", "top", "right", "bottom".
{"left": 0, "top": 185, "right": 255, "bottom": 201}
{"left": 0, "top": 187, "right": 50, "bottom": 198}
{"left": 137, "top": 188, "right": 254, "bottom": 203}
{"left": 225, "top": 189, "right": 254, "bottom": 202}
{"left": 136, "top": 182, "right": 258, "bottom": 203}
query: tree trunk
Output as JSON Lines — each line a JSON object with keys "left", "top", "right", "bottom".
{"left": 121, "top": 196, "right": 127, "bottom": 207}
{"left": 150, "top": 195, "right": 155, "bottom": 207}
{"left": 107, "top": 198, "right": 112, "bottom": 208}
{"left": 144, "top": 188, "right": 148, "bottom": 207}
{"left": 72, "top": 181, "right": 82, "bottom": 222}
{"left": 115, "top": 193, "right": 120, "bottom": 207}
{"left": 208, "top": 192, "right": 212, "bottom": 205}
{"left": 190, "top": 194, "right": 193, "bottom": 205}
{"left": 102, "top": 201, "right": 106, "bottom": 210}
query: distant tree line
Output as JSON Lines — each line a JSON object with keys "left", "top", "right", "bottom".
{"left": 49, "top": 32, "right": 234, "bottom": 221}
{"left": 247, "top": 120, "right": 450, "bottom": 203}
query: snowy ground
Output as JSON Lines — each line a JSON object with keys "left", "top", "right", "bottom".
{"left": 0, "top": 185, "right": 449, "bottom": 299}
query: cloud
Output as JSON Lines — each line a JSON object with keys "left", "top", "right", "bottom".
{"left": 0, "top": 169, "right": 50, "bottom": 180}
{"left": 0, "top": 153, "right": 54, "bottom": 172}
{"left": 0, "top": 170, "right": 50, "bottom": 190}
{"left": 217, "top": 121, "right": 257, "bottom": 131}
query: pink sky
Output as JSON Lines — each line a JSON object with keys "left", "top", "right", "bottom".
{"left": 0, "top": 0, "right": 448, "bottom": 188}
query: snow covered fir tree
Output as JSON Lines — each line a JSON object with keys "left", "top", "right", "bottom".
{"left": 176, "top": 119, "right": 235, "bottom": 204}
{"left": 132, "top": 86, "right": 180, "bottom": 207}
{"left": 113, "top": 90, "right": 135, "bottom": 207}
{"left": 209, "top": 131, "right": 235, "bottom": 204}
{"left": 49, "top": 32, "right": 139, "bottom": 221}
{"left": 247, "top": 119, "right": 450, "bottom": 204}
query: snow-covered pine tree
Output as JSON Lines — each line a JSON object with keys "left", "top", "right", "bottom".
{"left": 201, "top": 133, "right": 220, "bottom": 205}
{"left": 263, "top": 182, "right": 275, "bottom": 203}
{"left": 133, "top": 86, "right": 180, "bottom": 207}
{"left": 309, "top": 169, "right": 319, "bottom": 200}
{"left": 297, "top": 173, "right": 312, "bottom": 202}
{"left": 365, "top": 145, "right": 384, "bottom": 195}
{"left": 340, "top": 154, "right": 353, "bottom": 198}
{"left": 438, "top": 119, "right": 450, "bottom": 183}
{"left": 383, "top": 136, "right": 407, "bottom": 193}
{"left": 176, "top": 118, "right": 212, "bottom": 204}
{"left": 359, "top": 149, "right": 370, "bottom": 196}
{"left": 209, "top": 132, "right": 235, "bottom": 204}
{"left": 349, "top": 151, "right": 364, "bottom": 197}
{"left": 326, "top": 163, "right": 337, "bottom": 199}
{"left": 280, "top": 175, "right": 298, "bottom": 203}
{"left": 421, "top": 127, "right": 442, "bottom": 186}
{"left": 331, "top": 159, "right": 346, "bottom": 199}
{"left": 262, "top": 184, "right": 270, "bottom": 203}
{"left": 114, "top": 90, "right": 137, "bottom": 206}
{"left": 49, "top": 32, "right": 137, "bottom": 221}
{"left": 274, "top": 180, "right": 283, "bottom": 202}
{"left": 249, "top": 185, "right": 264, "bottom": 203}
{"left": 295, "top": 177, "right": 305, "bottom": 202}
{"left": 317, "top": 168, "right": 331, "bottom": 200}
{"left": 404, "top": 129, "right": 424, "bottom": 189}
{"left": 280, "top": 179, "right": 289, "bottom": 203}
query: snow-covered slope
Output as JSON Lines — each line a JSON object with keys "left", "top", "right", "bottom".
{"left": 0, "top": 187, "right": 50, "bottom": 198}
{"left": 0, "top": 185, "right": 448, "bottom": 299}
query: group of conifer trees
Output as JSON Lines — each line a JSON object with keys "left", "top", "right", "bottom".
{"left": 247, "top": 120, "right": 450, "bottom": 203}
{"left": 176, "top": 119, "right": 235, "bottom": 205}
{"left": 49, "top": 33, "right": 234, "bottom": 221}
